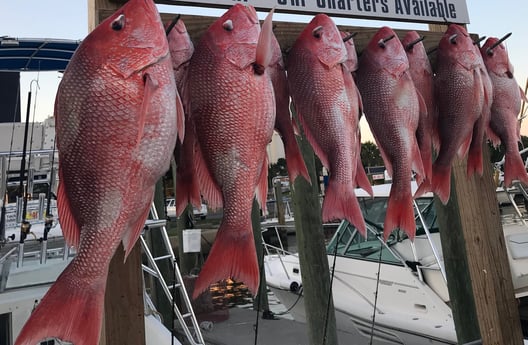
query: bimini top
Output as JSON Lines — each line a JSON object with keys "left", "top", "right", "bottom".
{"left": 0, "top": 36, "right": 79, "bottom": 72}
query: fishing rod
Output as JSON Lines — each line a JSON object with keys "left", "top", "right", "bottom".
{"left": 41, "top": 139, "right": 56, "bottom": 264}
{"left": 16, "top": 79, "right": 38, "bottom": 267}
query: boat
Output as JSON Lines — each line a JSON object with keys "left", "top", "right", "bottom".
{"left": 264, "top": 182, "right": 528, "bottom": 345}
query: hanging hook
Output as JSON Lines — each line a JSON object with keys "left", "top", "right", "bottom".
{"left": 405, "top": 36, "right": 425, "bottom": 51}
{"left": 165, "top": 14, "right": 181, "bottom": 36}
{"left": 486, "top": 32, "right": 512, "bottom": 56}
{"left": 378, "top": 34, "right": 395, "bottom": 48}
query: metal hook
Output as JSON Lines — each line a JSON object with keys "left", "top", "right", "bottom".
{"left": 486, "top": 32, "right": 512, "bottom": 56}
{"left": 405, "top": 36, "right": 425, "bottom": 51}
{"left": 378, "top": 34, "right": 395, "bottom": 48}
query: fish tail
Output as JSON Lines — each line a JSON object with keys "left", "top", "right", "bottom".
{"left": 431, "top": 164, "right": 452, "bottom": 205}
{"left": 384, "top": 188, "right": 416, "bottom": 241}
{"left": 322, "top": 181, "right": 366, "bottom": 237}
{"left": 192, "top": 223, "right": 259, "bottom": 299}
{"left": 175, "top": 170, "right": 201, "bottom": 216}
{"left": 356, "top": 158, "right": 373, "bottom": 197}
{"left": 504, "top": 152, "right": 528, "bottom": 187}
{"left": 466, "top": 146, "right": 483, "bottom": 178}
{"left": 15, "top": 263, "right": 105, "bottom": 345}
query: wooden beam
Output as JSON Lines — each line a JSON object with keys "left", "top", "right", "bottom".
{"left": 100, "top": 244, "right": 145, "bottom": 345}
{"left": 292, "top": 129, "right": 338, "bottom": 345}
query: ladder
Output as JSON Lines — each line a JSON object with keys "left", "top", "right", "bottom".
{"left": 140, "top": 204, "right": 205, "bottom": 345}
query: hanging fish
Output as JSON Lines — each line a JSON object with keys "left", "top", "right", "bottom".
{"left": 268, "top": 30, "right": 309, "bottom": 184}
{"left": 15, "top": 1, "right": 177, "bottom": 344}
{"left": 340, "top": 30, "right": 373, "bottom": 196}
{"left": 419, "top": 24, "right": 491, "bottom": 204}
{"left": 402, "top": 30, "right": 435, "bottom": 184}
{"left": 189, "top": 4, "right": 276, "bottom": 298}
{"left": 481, "top": 36, "right": 528, "bottom": 187}
{"left": 166, "top": 18, "right": 202, "bottom": 215}
{"left": 356, "top": 26, "right": 424, "bottom": 240}
{"left": 287, "top": 14, "right": 366, "bottom": 235}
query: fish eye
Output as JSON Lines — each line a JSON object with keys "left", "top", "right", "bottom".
{"left": 111, "top": 14, "right": 125, "bottom": 31}
{"left": 223, "top": 19, "right": 233, "bottom": 32}
{"left": 312, "top": 26, "right": 323, "bottom": 39}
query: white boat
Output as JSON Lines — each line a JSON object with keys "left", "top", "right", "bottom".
{"left": 264, "top": 182, "right": 528, "bottom": 345}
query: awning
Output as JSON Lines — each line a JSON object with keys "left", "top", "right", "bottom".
{"left": 0, "top": 37, "right": 80, "bottom": 72}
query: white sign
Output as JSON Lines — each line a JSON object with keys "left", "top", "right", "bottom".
{"left": 170, "top": 0, "right": 469, "bottom": 24}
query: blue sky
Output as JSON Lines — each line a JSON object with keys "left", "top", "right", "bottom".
{"left": 1, "top": 0, "right": 527, "bottom": 136}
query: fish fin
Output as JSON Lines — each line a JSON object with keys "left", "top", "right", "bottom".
{"left": 520, "top": 86, "right": 528, "bottom": 103}
{"left": 122, "top": 200, "right": 152, "bottom": 258}
{"left": 255, "top": 8, "right": 274, "bottom": 70}
{"left": 503, "top": 152, "right": 528, "bottom": 187}
{"left": 322, "top": 180, "right": 366, "bottom": 237}
{"left": 192, "top": 222, "right": 258, "bottom": 299}
{"left": 384, "top": 187, "right": 416, "bottom": 241}
{"left": 467, "top": 129, "right": 485, "bottom": 178}
{"left": 175, "top": 89, "right": 185, "bottom": 143}
{"left": 57, "top": 167, "right": 80, "bottom": 248}
{"left": 431, "top": 164, "right": 452, "bottom": 205}
{"left": 255, "top": 155, "right": 269, "bottom": 214}
{"left": 15, "top": 263, "right": 105, "bottom": 345}
{"left": 175, "top": 127, "right": 201, "bottom": 215}
{"left": 414, "top": 179, "right": 431, "bottom": 199}
{"left": 195, "top": 144, "right": 223, "bottom": 210}
{"left": 486, "top": 127, "right": 501, "bottom": 147}
{"left": 356, "top": 157, "right": 373, "bottom": 196}
{"left": 137, "top": 73, "right": 157, "bottom": 144}
{"left": 456, "top": 134, "right": 472, "bottom": 159}
{"left": 283, "top": 134, "right": 310, "bottom": 184}
{"left": 411, "top": 139, "right": 426, "bottom": 186}
{"left": 295, "top": 106, "right": 330, "bottom": 168}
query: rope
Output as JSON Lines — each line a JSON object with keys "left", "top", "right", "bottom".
{"left": 322, "top": 230, "right": 342, "bottom": 345}
{"left": 368, "top": 234, "right": 384, "bottom": 345}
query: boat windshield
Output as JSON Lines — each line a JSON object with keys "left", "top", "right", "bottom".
{"left": 326, "top": 196, "right": 439, "bottom": 265}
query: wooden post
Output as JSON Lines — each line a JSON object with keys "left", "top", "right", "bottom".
{"left": 252, "top": 198, "right": 270, "bottom": 313}
{"left": 100, "top": 244, "right": 145, "bottom": 345}
{"left": 274, "top": 179, "right": 286, "bottom": 224}
{"left": 292, "top": 131, "right": 338, "bottom": 345}
{"left": 429, "top": 23, "right": 524, "bottom": 344}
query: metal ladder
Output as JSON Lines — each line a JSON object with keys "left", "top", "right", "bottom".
{"left": 140, "top": 204, "right": 205, "bottom": 345}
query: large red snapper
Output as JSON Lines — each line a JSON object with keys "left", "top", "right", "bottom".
{"left": 15, "top": 1, "right": 177, "bottom": 344}
{"left": 402, "top": 31, "right": 435, "bottom": 183}
{"left": 268, "top": 32, "right": 310, "bottom": 184}
{"left": 481, "top": 37, "right": 528, "bottom": 187}
{"left": 287, "top": 14, "right": 366, "bottom": 235}
{"left": 166, "top": 19, "right": 202, "bottom": 215}
{"left": 189, "top": 5, "right": 275, "bottom": 297}
{"left": 356, "top": 26, "right": 424, "bottom": 240}
{"left": 425, "top": 24, "right": 490, "bottom": 204}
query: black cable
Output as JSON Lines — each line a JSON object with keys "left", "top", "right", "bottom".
{"left": 253, "top": 243, "right": 265, "bottom": 345}
{"left": 369, "top": 235, "right": 384, "bottom": 345}
{"left": 322, "top": 230, "right": 342, "bottom": 345}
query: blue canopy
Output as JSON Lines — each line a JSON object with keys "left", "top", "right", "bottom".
{"left": 0, "top": 37, "right": 79, "bottom": 72}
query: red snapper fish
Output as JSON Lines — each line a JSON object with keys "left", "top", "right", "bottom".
{"left": 340, "top": 30, "right": 373, "bottom": 196}
{"left": 402, "top": 31, "right": 435, "bottom": 183}
{"left": 189, "top": 4, "right": 275, "bottom": 297}
{"left": 356, "top": 26, "right": 424, "bottom": 240}
{"left": 15, "top": 1, "right": 177, "bottom": 344}
{"left": 422, "top": 24, "right": 491, "bottom": 204}
{"left": 481, "top": 37, "right": 528, "bottom": 187}
{"left": 287, "top": 14, "right": 366, "bottom": 235}
{"left": 268, "top": 31, "right": 310, "bottom": 184}
{"left": 166, "top": 19, "right": 202, "bottom": 215}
